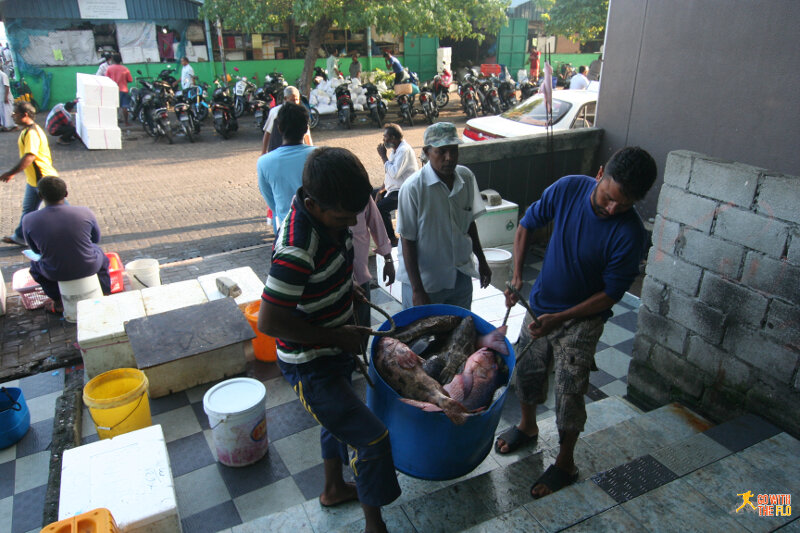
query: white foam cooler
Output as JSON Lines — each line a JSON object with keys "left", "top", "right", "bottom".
{"left": 76, "top": 73, "right": 119, "bottom": 108}
{"left": 141, "top": 279, "right": 208, "bottom": 316}
{"left": 476, "top": 199, "right": 519, "bottom": 248}
{"left": 77, "top": 101, "right": 118, "bottom": 129}
{"left": 77, "top": 290, "right": 146, "bottom": 379}
{"left": 79, "top": 124, "right": 122, "bottom": 150}
{"left": 59, "top": 424, "right": 182, "bottom": 533}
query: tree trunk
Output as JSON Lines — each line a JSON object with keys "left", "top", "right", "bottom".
{"left": 298, "top": 17, "right": 331, "bottom": 96}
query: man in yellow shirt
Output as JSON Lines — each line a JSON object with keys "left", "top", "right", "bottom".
{"left": 1, "top": 101, "right": 59, "bottom": 245}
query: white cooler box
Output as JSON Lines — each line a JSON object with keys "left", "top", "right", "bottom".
{"left": 77, "top": 290, "right": 147, "bottom": 379}
{"left": 79, "top": 123, "right": 122, "bottom": 150}
{"left": 141, "top": 279, "right": 209, "bottom": 316}
{"left": 77, "top": 101, "right": 118, "bottom": 129}
{"left": 476, "top": 199, "right": 519, "bottom": 248}
{"left": 76, "top": 73, "right": 119, "bottom": 108}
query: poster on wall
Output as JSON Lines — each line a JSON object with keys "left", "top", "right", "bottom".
{"left": 78, "top": 0, "right": 128, "bottom": 20}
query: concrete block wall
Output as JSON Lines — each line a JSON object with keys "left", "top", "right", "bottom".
{"left": 629, "top": 150, "right": 800, "bottom": 436}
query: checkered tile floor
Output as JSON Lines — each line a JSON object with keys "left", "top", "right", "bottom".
{"left": 0, "top": 272, "right": 641, "bottom": 533}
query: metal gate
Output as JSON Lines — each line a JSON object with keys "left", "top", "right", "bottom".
{"left": 496, "top": 18, "right": 528, "bottom": 74}
{"left": 403, "top": 34, "right": 439, "bottom": 81}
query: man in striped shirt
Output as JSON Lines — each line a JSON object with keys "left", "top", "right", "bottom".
{"left": 258, "top": 147, "right": 400, "bottom": 533}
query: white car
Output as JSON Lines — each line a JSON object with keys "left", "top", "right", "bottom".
{"left": 462, "top": 89, "right": 598, "bottom": 142}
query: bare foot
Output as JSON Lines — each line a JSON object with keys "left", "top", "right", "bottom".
{"left": 319, "top": 481, "right": 358, "bottom": 507}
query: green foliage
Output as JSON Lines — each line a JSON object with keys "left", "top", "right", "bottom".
{"left": 543, "top": 0, "right": 609, "bottom": 43}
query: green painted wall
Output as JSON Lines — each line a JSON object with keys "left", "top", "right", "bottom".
{"left": 532, "top": 53, "right": 601, "bottom": 76}
{"left": 26, "top": 55, "right": 403, "bottom": 110}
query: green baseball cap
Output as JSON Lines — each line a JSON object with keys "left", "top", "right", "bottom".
{"left": 423, "top": 122, "right": 463, "bottom": 148}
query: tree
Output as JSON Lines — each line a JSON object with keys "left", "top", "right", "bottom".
{"left": 543, "top": 0, "right": 608, "bottom": 43}
{"left": 201, "top": 0, "right": 510, "bottom": 95}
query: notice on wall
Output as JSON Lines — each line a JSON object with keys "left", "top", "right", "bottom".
{"left": 78, "top": 0, "right": 128, "bottom": 20}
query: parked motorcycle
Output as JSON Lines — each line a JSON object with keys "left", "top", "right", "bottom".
{"left": 131, "top": 71, "right": 174, "bottom": 143}
{"left": 335, "top": 84, "right": 355, "bottom": 130}
{"left": 300, "top": 95, "right": 320, "bottom": 130}
{"left": 458, "top": 77, "right": 480, "bottom": 119}
{"left": 418, "top": 82, "right": 439, "bottom": 125}
{"left": 363, "top": 83, "right": 387, "bottom": 128}
{"left": 253, "top": 86, "right": 270, "bottom": 130}
{"left": 497, "top": 77, "right": 518, "bottom": 111}
{"left": 157, "top": 67, "right": 180, "bottom": 92}
{"left": 211, "top": 80, "right": 238, "bottom": 139}
{"left": 431, "top": 68, "right": 452, "bottom": 108}
{"left": 519, "top": 79, "right": 538, "bottom": 101}
{"left": 476, "top": 76, "right": 502, "bottom": 115}
{"left": 173, "top": 89, "right": 200, "bottom": 142}
{"left": 264, "top": 71, "right": 288, "bottom": 106}
{"left": 232, "top": 68, "right": 258, "bottom": 118}
{"left": 184, "top": 82, "right": 210, "bottom": 122}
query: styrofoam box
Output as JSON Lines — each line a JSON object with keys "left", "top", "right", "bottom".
{"left": 76, "top": 73, "right": 119, "bottom": 108}
{"left": 77, "top": 101, "right": 118, "bottom": 129}
{"left": 197, "top": 266, "right": 265, "bottom": 308}
{"left": 141, "top": 279, "right": 208, "bottom": 316}
{"left": 475, "top": 199, "right": 519, "bottom": 248}
{"left": 76, "top": 290, "right": 146, "bottom": 379}
{"left": 59, "top": 425, "right": 183, "bottom": 533}
{"left": 80, "top": 123, "right": 122, "bottom": 150}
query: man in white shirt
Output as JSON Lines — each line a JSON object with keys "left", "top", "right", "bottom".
{"left": 261, "top": 86, "right": 312, "bottom": 154}
{"left": 569, "top": 66, "right": 590, "bottom": 90}
{"left": 374, "top": 123, "right": 418, "bottom": 246}
{"left": 180, "top": 57, "right": 195, "bottom": 90}
{"left": 396, "top": 122, "right": 492, "bottom": 310}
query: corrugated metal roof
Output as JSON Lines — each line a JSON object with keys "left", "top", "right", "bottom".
{"left": 1, "top": 0, "right": 200, "bottom": 20}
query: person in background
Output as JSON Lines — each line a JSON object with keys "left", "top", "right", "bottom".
{"left": 258, "top": 147, "right": 401, "bottom": 533}
{"left": 326, "top": 49, "right": 340, "bottom": 79}
{"left": 351, "top": 196, "right": 395, "bottom": 333}
{"left": 45, "top": 101, "right": 78, "bottom": 145}
{"left": 588, "top": 54, "right": 603, "bottom": 82}
{"left": 1, "top": 101, "right": 59, "bottom": 246}
{"left": 529, "top": 46, "right": 541, "bottom": 82}
{"left": 261, "top": 86, "right": 312, "bottom": 154}
{"left": 374, "top": 123, "right": 418, "bottom": 246}
{"left": 495, "top": 147, "right": 657, "bottom": 499}
{"left": 383, "top": 51, "right": 405, "bottom": 85}
{"left": 349, "top": 52, "right": 362, "bottom": 81}
{"left": 0, "top": 66, "right": 16, "bottom": 131}
{"left": 396, "top": 122, "right": 491, "bottom": 310}
{"left": 105, "top": 54, "right": 132, "bottom": 126}
{"left": 180, "top": 56, "right": 195, "bottom": 90}
{"left": 257, "top": 103, "right": 315, "bottom": 231}
{"left": 95, "top": 50, "right": 112, "bottom": 77}
{"left": 569, "top": 66, "right": 590, "bottom": 90}
{"left": 22, "top": 177, "right": 111, "bottom": 315}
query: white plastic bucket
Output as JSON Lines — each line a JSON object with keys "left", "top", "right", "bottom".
{"left": 126, "top": 258, "right": 161, "bottom": 290}
{"left": 58, "top": 274, "right": 103, "bottom": 323}
{"left": 484, "top": 248, "right": 513, "bottom": 292}
{"left": 203, "top": 377, "right": 268, "bottom": 467}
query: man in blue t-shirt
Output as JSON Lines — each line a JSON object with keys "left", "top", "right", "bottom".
{"left": 22, "top": 177, "right": 111, "bottom": 314}
{"left": 495, "top": 147, "right": 657, "bottom": 499}
{"left": 257, "top": 103, "right": 316, "bottom": 231}
{"left": 383, "top": 51, "right": 405, "bottom": 85}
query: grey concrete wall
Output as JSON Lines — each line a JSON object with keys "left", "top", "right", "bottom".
{"left": 597, "top": 0, "right": 800, "bottom": 221}
{"left": 460, "top": 128, "right": 604, "bottom": 210}
{"left": 630, "top": 151, "right": 800, "bottom": 437}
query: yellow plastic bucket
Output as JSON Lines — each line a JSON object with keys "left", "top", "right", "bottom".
{"left": 83, "top": 368, "right": 152, "bottom": 440}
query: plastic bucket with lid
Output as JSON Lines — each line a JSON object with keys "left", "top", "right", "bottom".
{"left": 125, "top": 258, "right": 161, "bottom": 290}
{"left": 58, "top": 274, "right": 103, "bottom": 323}
{"left": 367, "top": 304, "right": 515, "bottom": 480}
{"left": 83, "top": 368, "right": 152, "bottom": 439}
{"left": 203, "top": 378, "right": 268, "bottom": 467}
{"left": 243, "top": 301, "right": 277, "bottom": 362}
{"left": 484, "top": 248, "right": 513, "bottom": 292}
{"left": 0, "top": 387, "right": 30, "bottom": 448}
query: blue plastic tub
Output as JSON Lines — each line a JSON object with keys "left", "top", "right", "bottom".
{"left": 367, "top": 304, "right": 515, "bottom": 480}
{"left": 0, "top": 387, "right": 31, "bottom": 449}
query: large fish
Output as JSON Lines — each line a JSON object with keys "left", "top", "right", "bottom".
{"left": 390, "top": 315, "right": 462, "bottom": 345}
{"left": 436, "top": 317, "right": 478, "bottom": 385}
{"left": 374, "top": 336, "right": 469, "bottom": 425}
{"left": 444, "top": 348, "right": 505, "bottom": 411}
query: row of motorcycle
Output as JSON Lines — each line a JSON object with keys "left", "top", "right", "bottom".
{"left": 456, "top": 68, "right": 538, "bottom": 119}
{"left": 127, "top": 66, "right": 318, "bottom": 143}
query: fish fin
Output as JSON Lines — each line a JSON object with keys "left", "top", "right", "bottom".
{"left": 396, "top": 349, "right": 421, "bottom": 369}
{"left": 400, "top": 398, "right": 443, "bottom": 413}
{"left": 478, "top": 326, "right": 509, "bottom": 355}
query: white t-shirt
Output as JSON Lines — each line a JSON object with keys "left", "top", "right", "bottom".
{"left": 96, "top": 61, "right": 109, "bottom": 77}
{"left": 569, "top": 73, "right": 590, "bottom": 90}
{"left": 181, "top": 64, "right": 195, "bottom": 89}
{"left": 383, "top": 140, "right": 419, "bottom": 193}
{"left": 396, "top": 163, "right": 486, "bottom": 293}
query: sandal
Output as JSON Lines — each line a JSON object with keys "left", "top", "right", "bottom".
{"left": 44, "top": 299, "right": 64, "bottom": 315}
{"left": 2, "top": 235, "right": 25, "bottom": 246}
{"left": 495, "top": 426, "right": 538, "bottom": 454}
{"left": 530, "top": 464, "right": 579, "bottom": 499}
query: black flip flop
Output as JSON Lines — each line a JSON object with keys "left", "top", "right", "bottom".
{"left": 531, "top": 464, "right": 579, "bottom": 499}
{"left": 495, "top": 426, "right": 538, "bottom": 454}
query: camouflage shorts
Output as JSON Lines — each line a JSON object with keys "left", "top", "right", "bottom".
{"left": 513, "top": 313, "right": 604, "bottom": 433}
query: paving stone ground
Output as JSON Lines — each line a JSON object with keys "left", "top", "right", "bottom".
{"left": 0, "top": 101, "right": 470, "bottom": 379}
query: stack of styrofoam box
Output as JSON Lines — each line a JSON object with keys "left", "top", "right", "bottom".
{"left": 76, "top": 73, "right": 122, "bottom": 150}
